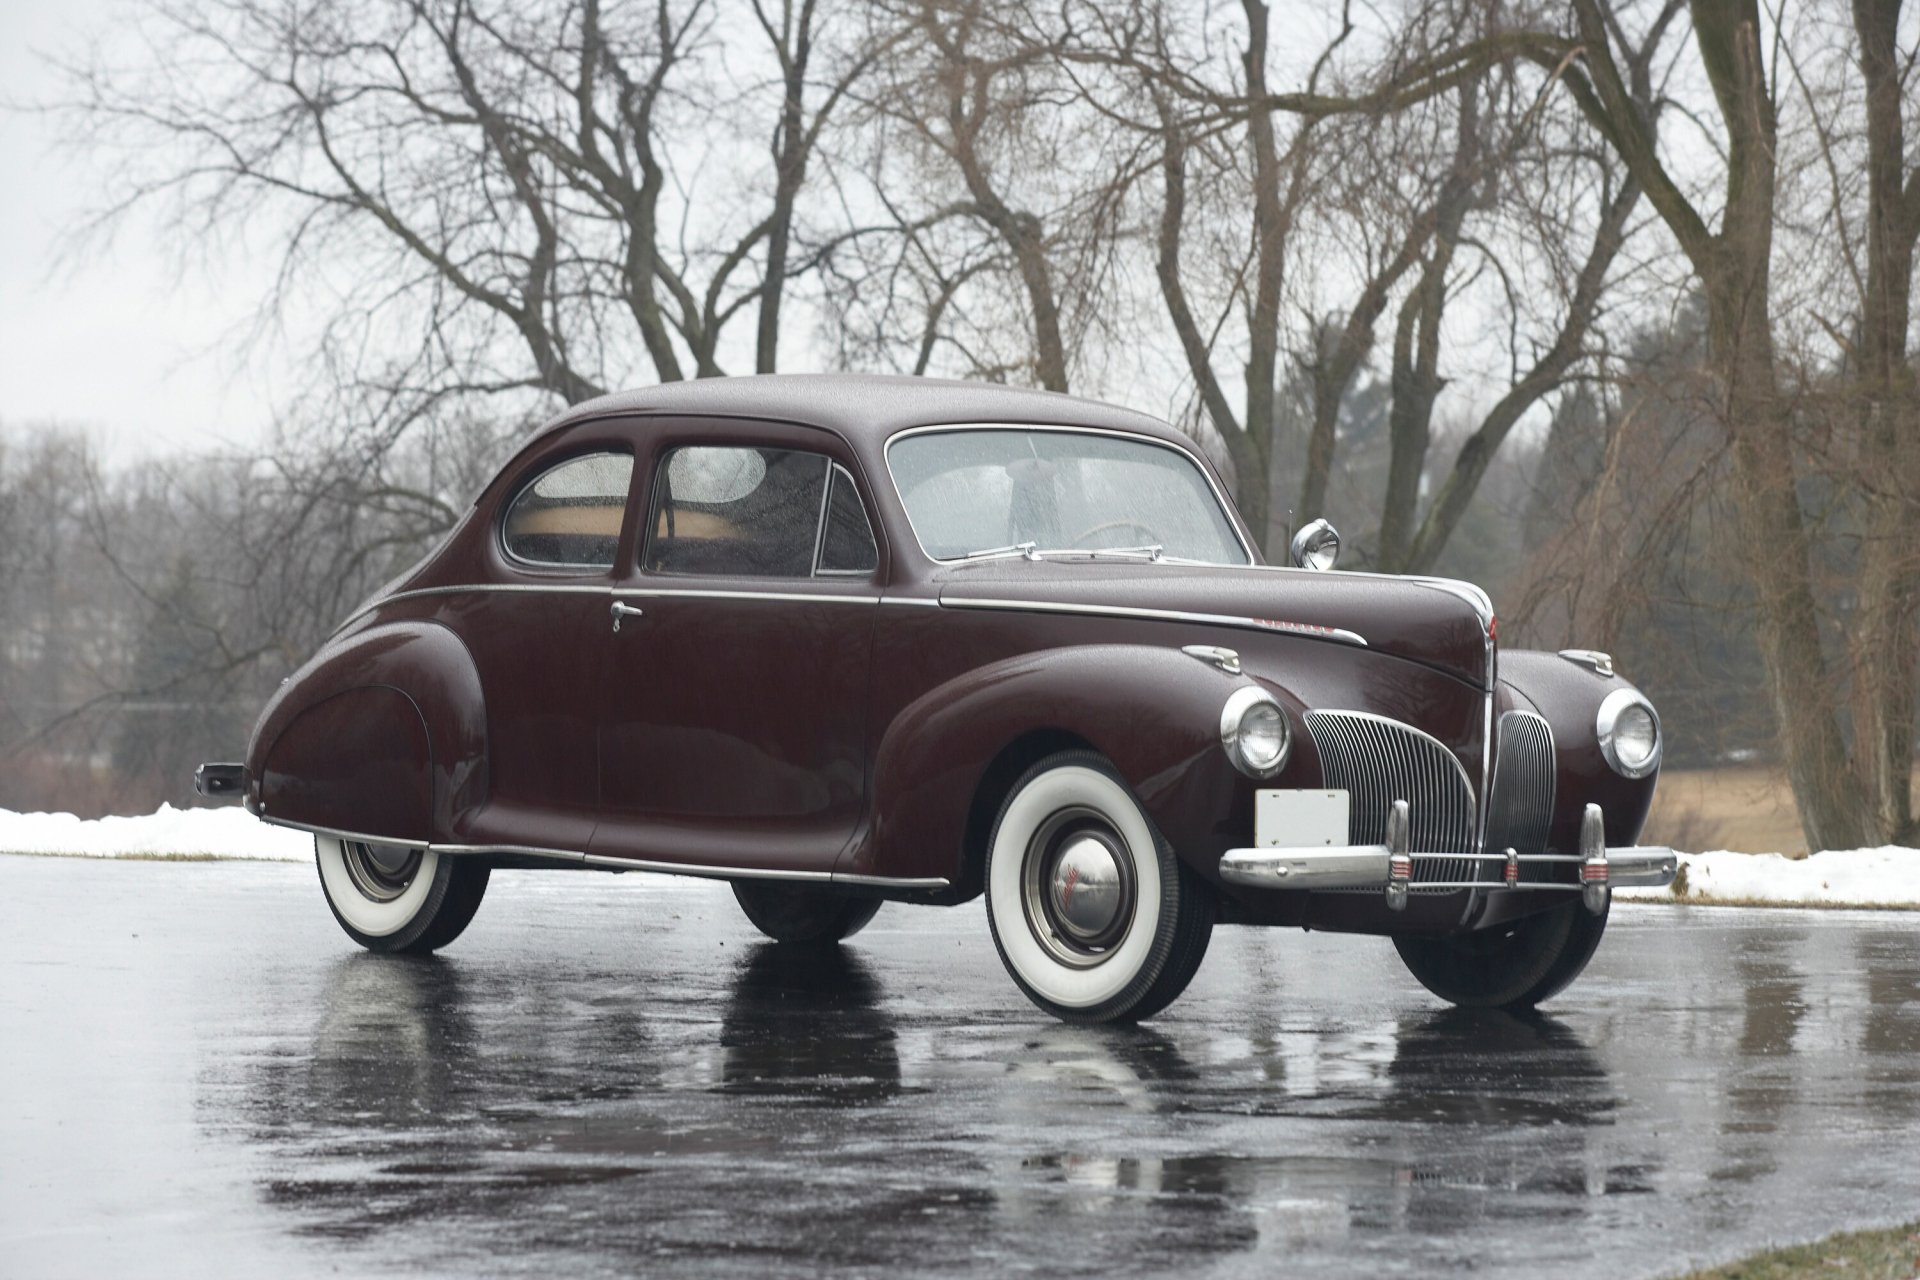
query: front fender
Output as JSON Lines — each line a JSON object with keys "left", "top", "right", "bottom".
{"left": 1499, "top": 649, "right": 1658, "bottom": 852}
{"left": 851, "top": 644, "right": 1314, "bottom": 890}
{"left": 247, "top": 621, "right": 488, "bottom": 845}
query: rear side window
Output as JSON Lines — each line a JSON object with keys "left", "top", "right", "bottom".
{"left": 501, "top": 451, "right": 634, "bottom": 569}
{"left": 647, "top": 446, "right": 830, "bottom": 578}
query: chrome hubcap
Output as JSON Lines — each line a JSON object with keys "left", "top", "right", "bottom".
{"left": 340, "top": 841, "right": 424, "bottom": 903}
{"left": 1050, "top": 836, "right": 1125, "bottom": 938}
{"left": 1021, "top": 807, "right": 1136, "bottom": 968}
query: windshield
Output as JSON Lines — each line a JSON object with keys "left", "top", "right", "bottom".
{"left": 887, "top": 428, "right": 1250, "bottom": 564}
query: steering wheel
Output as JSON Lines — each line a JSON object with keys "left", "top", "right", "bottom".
{"left": 1067, "top": 519, "right": 1163, "bottom": 549}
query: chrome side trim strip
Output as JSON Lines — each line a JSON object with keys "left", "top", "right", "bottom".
{"left": 879, "top": 595, "right": 943, "bottom": 607}
{"left": 340, "top": 582, "right": 611, "bottom": 627}
{"left": 256, "top": 816, "right": 951, "bottom": 889}
{"left": 940, "top": 595, "right": 1367, "bottom": 647}
{"left": 579, "top": 854, "right": 832, "bottom": 881}
{"left": 612, "top": 587, "right": 879, "bottom": 605}
{"left": 433, "top": 842, "right": 585, "bottom": 861}
{"left": 341, "top": 581, "right": 889, "bottom": 628}
{"left": 579, "top": 855, "right": 950, "bottom": 889}
{"left": 260, "top": 816, "right": 438, "bottom": 850}
{"left": 830, "top": 872, "right": 954, "bottom": 889}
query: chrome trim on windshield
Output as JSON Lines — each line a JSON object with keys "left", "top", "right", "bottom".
{"left": 882, "top": 422, "right": 1257, "bottom": 567}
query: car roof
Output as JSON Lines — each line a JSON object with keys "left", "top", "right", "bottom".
{"left": 536, "top": 373, "right": 1193, "bottom": 451}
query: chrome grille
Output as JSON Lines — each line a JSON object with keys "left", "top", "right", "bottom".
{"left": 1483, "top": 711, "right": 1556, "bottom": 870}
{"left": 1304, "top": 710, "right": 1475, "bottom": 885}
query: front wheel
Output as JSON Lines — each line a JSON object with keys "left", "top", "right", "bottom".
{"left": 1393, "top": 898, "right": 1608, "bottom": 1009}
{"left": 985, "top": 751, "right": 1214, "bottom": 1024}
{"left": 316, "top": 836, "right": 489, "bottom": 955}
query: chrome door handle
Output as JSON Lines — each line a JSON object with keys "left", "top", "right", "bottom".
{"left": 610, "top": 601, "right": 645, "bottom": 633}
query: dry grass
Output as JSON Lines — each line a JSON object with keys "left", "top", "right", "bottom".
{"left": 1643, "top": 766, "right": 1807, "bottom": 854}
{"left": 1674, "top": 1219, "right": 1920, "bottom": 1279}
{"left": 1645, "top": 765, "right": 1920, "bottom": 855}
{"left": 1643, "top": 766, "right": 1812, "bottom": 855}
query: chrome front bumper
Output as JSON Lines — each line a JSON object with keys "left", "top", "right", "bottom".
{"left": 1218, "top": 801, "right": 1675, "bottom": 914}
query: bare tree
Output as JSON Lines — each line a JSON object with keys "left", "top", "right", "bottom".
{"left": 1527, "top": 0, "right": 1920, "bottom": 848}
{"left": 1839, "top": 0, "right": 1920, "bottom": 842}
{"left": 61, "top": 0, "right": 882, "bottom": 436}
{"left": 830, "top": 0, "right": 1143, "bottom": 391}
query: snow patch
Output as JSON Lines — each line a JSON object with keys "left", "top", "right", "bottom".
{"left": 2, "top": 806, "right": 1914, "bottom": 909}
{"left": 0, "top": 804, "right": 313, "bottom": 861}
{"left": 1616, "top": 847, "right": 1920, "bottom": 908}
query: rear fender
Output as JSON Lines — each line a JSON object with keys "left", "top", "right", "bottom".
{"left": 248, "top": 622, "right": 488, "bottom": 844}
{"left": 849, "top": 644, "right": 1312, "bottom": 893}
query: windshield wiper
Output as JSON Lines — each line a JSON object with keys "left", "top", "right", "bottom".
{"left": 1036, "top": 545, "right": 1167, "bottom": 560}
{"left": 957, "top": 540, "right": 1041, "bottom": 561}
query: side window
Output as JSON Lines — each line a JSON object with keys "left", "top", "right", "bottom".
{"left": 816, "top": 465, "right": 878, "bottom": 575}
{"left": 647, "top": 446, "right": 830, "bottom": 578}
{"left": 501, "top": 451, "right": 634, "bottom": 570}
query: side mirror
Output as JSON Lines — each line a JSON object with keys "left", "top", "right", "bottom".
{"left": 1289, "top": 518, "right": 1340, "bottom": 571}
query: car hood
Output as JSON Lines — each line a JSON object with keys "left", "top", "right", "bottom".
{"left": 934, "top": 561, "right": 1494, "bottom": 689}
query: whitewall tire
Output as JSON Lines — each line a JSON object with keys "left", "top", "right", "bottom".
{"left": 985, "top": 751, "right": 1213, "bottom": 1023}
{"left": 315, "top": 836, "right": 490, "bottom": 955}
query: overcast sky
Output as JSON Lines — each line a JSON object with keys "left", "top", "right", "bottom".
{"left": 1, "top": 0, "right": 283, "bottom": 461}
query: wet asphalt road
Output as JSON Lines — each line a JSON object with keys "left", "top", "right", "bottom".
{"left": 3, "top": 856, "right": 1918, "bottom": 1278}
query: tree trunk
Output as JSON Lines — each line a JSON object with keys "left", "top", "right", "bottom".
{"left": 1709, "top": 282, "right": 1871, "bottom": 852}
{"left": 1239, "top": 0, "right": 1285, "bottom": 555}
{"left": 757, "top": 9, "right": 814, "bottom": 375}
{"left": 1846, "top": 0, "right": 1920, "bottom": 843}
{"left": 1551, "top": 0, "right": 1876, "bottom": 851}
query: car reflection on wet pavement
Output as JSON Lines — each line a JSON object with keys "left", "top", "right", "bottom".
{"left": 3, "top": 856, "right": 1918, "bottom": 1278}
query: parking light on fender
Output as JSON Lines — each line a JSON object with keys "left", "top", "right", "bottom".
{"left": 1220, "top": 686, "right": 1290, "bottom": 778}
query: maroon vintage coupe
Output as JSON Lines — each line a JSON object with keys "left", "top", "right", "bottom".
{"left": 197, "top": 375, "right": 1673, "bottom": 1022}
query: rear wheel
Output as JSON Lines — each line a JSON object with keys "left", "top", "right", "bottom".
{"left": 1394, "top": 898, "right": 1608, "bottom": 1009}
{"left": 985, "top": 750, "right": 1214, "bottom": 1024}
{"left": 732, "top": 881, "right": 882, "bottom": 944}
{"left": 315, "top": 836, "right": 489, "bottom": 955}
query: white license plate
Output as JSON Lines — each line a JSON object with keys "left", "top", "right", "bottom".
{"left": 1253, "top": 790, "right": 1350, "bottom": 848}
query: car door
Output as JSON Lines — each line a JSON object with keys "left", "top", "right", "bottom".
{"left": 588, "top": 420, "right": 883, "bottom": 875}
{"left": 452, "top": 434, "right": 639, "bottom": 855}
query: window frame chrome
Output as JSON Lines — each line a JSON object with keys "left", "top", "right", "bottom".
{"left": 641, "top": 443, "right": 876, "bottom": 584}
{"left": 813, "top": 462, "right": 881, "bottom": 578}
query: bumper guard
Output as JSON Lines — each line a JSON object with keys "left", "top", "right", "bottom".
{"left": 1218, "top": 801, "right": 1675, "bottom": 914}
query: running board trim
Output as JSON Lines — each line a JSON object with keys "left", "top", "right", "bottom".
{"left": 259, "top": 816, "right": 950, "bottom": 890}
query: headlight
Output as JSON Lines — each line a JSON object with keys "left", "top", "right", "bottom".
{"left": 1221, "top": 686, "right": 1291, "bottom": 778}
{"left": 1596, "top": 688, "right": 1662, "bottom": 778}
